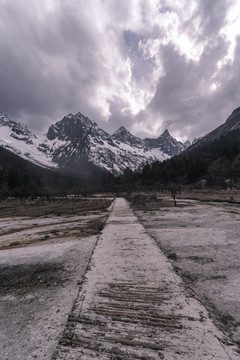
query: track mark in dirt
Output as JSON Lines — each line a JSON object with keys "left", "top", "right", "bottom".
{"left": 52, "top": 283, "right": 180, "bottom": 359}
{"left": 51, "top": 198, "right": 239, "bottom": 360}
{"left": 0, "top": 216, "right": 106, "bottom": 250}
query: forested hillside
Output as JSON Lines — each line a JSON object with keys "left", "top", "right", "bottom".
{"left": 0, "top": 147, "right": 115, "bottom": 197}
{"left": 117, "top": 129, "right": 240, "bottom": 191}
{"left": 2, "top": 126, "right": 240, "bottom": 198}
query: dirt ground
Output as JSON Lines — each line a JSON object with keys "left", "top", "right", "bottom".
{"left": 0, "top": 197, "right": 112, "bottom": 251}
{"left": 52, "top": 197, "right": 239, "bottom": 360}
{"left": 130, "top": 192, "right": 240, "bottom": 352}
{"left": 178, "top": 189, "right": 240, "bottom": 203}
{"left": 0, "top": 196, "right": 112, "bottom": 218}
{"left": 0, "top": 196, "right": 113, "bottom": 360}
{"left": 1, "top": 193, "right": 240, "bottom": 358}
{"left": 127, "top": 189, "right": 240, "bottom": 210}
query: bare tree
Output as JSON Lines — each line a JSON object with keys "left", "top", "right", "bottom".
{"left": 170, "top": 187, "right": 177, "bottom": 206}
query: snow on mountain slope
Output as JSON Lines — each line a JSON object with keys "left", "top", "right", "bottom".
{"left": 39, "top": 113, "right": 169, "bottom": 173}
{"left": 88, "top": 134, "right": 169, "bottom": 174}
{"left": 112, "top": 126, "right": 146, "bottom": 148}
{"left": 145, "top": 129, "right": 189, "bottom": 156}
{"left": 0, "top": 111, "right": 187, "bottom": 174}
{"left": 0, "top": 112, "right": 56, "bottom": 168}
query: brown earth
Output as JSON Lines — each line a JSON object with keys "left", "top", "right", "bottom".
{"left": 0, "top": 197, "right": 112, "bottom": 250}
{"left": 0, "top": 196, "right": 112, "bottom": 217}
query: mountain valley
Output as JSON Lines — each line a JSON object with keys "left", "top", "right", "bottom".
{"left": 0, "top": 111, "right": 189, "bottom": 174}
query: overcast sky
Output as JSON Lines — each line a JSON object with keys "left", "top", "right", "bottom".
{"left": 1, "top": 0, "right": 240, "bottom": 141}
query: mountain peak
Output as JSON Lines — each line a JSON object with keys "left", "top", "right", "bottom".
{"left": 66, "top": 112, "right": 97, "bottom": 127}
{"left": 113, "top": 126, "right": 131, "bottom": 137}
{"left": 145, "top": 129, "right": 189, "bottom": 156}
{"left": 226, "top": 107, "right": 240, "bottom": 123}
{"left": 0, "top": 110, "right": 189, "bottom": 174}
{"left": 0, "top": 111, "right": 11, "bottom": 126}
{"left": 158, "top": 129, "right": 172, "bottom": 139}
{"left": 231, "top": 107, "right": 240, "bottom": 117}
{"left": 47, "top": 112, "right": 99, "bottom": 141}
{"left": 117, "top": 125, "right": 128, "bottom": 132}
{"left": 112, "top": 126, "right": 145, "bottom": 148}
{"left": 0, "top": 111, "right": 36, "bottom": 144}
{"left": 162, "top": 129, "right": 170, "bottom": 136}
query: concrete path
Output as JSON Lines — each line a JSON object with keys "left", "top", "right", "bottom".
{"left": 52, "top": 198, "right": 239, "bottom": 360}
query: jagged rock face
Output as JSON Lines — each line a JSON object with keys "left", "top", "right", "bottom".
{"left": 112, "top": 126, "right": 146, "bottom": 149}
{"left": 45, "top": 113, "right": 97, "bottom": 166}
{"left": 0, "top": 111, "right": 55, "bottom": 168}
{"left": 47, "top": 113, "right": 106, "bottom": 142}
{"left": 145, "top": 129, "right": 189, "bottom": 156}
{"left": 0, "top": 111, "right": 191, "bottom": 174}
{"left": 42, "top": 114, "right": 170, "bottom": 173}
{"left": 0, "top": 111, "right": 36, "bottom": 144}
{"left": 43, "top": 113, "right": 117, "bottom": 169}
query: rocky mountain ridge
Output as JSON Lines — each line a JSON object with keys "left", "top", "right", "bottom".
{"left": 145, "top": 129, "right": 190, "bottom": 156}
{"left": 0, "top": 111, "right": 189, "bottom": 173}
{"left": 185, "top": 107, "right": 240, "bottom": 153}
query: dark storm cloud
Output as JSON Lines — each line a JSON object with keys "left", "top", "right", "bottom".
{"left": 193, "top": 0, "right": 231, "bottom": 37}
{"left": 0, "top": 0, "right": 239, "bottom": 141}
{"left": 147, "top": 34, "right": 230, "bottom": 139}
{"left": 0, "top": 2, "right": 66, "bottom": 126}
{"left": 106, "top": 98, "right": 134, "bottom": 134}
{"left": 211, "top": 36, "right": 240, "bottom": 114}
{"left": 139, "top": 0, "right": 240, "bottom": 140}
{"left": 0, "top": 1, "right": 116, "bottom": 131}
{"left": 123, "top": 30, "right": 155, "bottom": 86}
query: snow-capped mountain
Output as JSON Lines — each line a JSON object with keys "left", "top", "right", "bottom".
{"left": 145, "top": 129, "right": 189, "bottom": 156}
{"left": 0, "top": 112, "right": 56, "bottom": 168}
{"left": 39, "top": 113, "right": 172, "bottom": 173}
{"left": 112, "top": 126, "right": 146, "bottom": 148}
{"left": 0, "top": 111, "right": 189, "bottom": 174}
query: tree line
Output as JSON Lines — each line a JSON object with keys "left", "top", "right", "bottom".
{"left": 0, "top": 147, "right": 115, "bottom": 198}
{"left": 1, "top": 129, "right": 240, "bottom": 198}
{"left": 116, "top": 129, "right": 240, "bottom": 191}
